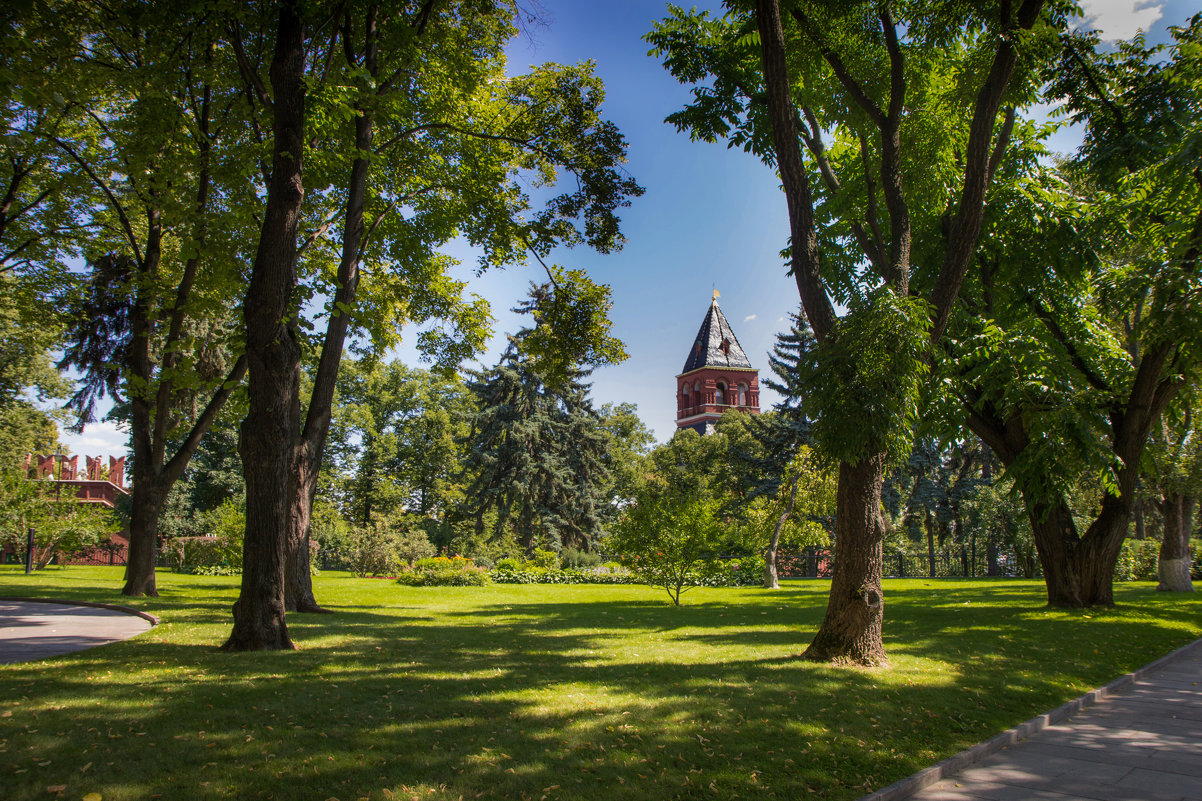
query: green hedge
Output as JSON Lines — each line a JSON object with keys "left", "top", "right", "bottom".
{"left": 488, "top": 558, "right": 766, "bottom": 587}
{"left": 489, "top": 566, "right": 640, "bottom": 585}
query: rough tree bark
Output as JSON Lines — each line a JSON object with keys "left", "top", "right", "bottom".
{"left": 224, "top": 0, "right": 305, "bottom": 651}
{"left": 1023, "top": 497, "right": 1123, "bottom": 606}
{"left": 57, "top": 75, "right": 251, "bottom": 598}
{"left": 1157, "top": 493, "right": 1195, "bottom": 592}
{"left": 803, "top": 454, "right": 888, "bottom": 664}
{"left": 754, "top": 0, "right": 1043, "bottom": 663}
{"left": 283, "top": 85, "right": 374, "bottom": 614}
{"left": 284, "top": 3, "right": 436, "bottom": 613}
{"left": 968, "top": 342, "right": 1182, "bottom": 606}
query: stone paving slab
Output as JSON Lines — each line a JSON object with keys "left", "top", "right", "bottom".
{"left": 0, "top": 598, "right": 155, "bottom": 664}
{"left": 861, "top": 637, "right": 1202, "bottom": 801}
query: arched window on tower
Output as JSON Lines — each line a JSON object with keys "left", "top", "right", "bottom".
{"left": 715, "top": 382, "right": 726, "bottom": 405}
{"left": 737, "top": 382, "right": 748, "bottom": 406}
{"left": 682, "top": 384, "right": 691, "bottom": 411}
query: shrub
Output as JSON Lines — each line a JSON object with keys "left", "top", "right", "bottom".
{"left": 724, "top": 555, "right": 766, "bottom": 586}
{"left": 495, "top": 557, "right": 522, "bottom": 571}
{"left": 583, "top": 564, "right": 639, "bottom": 584}
{"left": 398, "top": 556, "right": 489, "bottom": 586}
{"left": 167, "top": 536, "right": 242, "bottom": 573}
{"left": 190, "top": 564, "right": 240, "bottom": 577}
{"left": 1115, "top": 538, "right": 1160, "bottom": 581}
{"left": 348, "top": 528, "right": 401, "bottom": 578}
{"left": 394, "top": 526, "right": 437, "bottom": 566}
{"left": 489, "top": 568, "right": 573, "bottom": 584}
{"left": 345, "top": 513, "right": 439, "bottom": 577}
{"left": 529, "top": 548, "right": 558, "bottom": 570}
{"left": 560, "top": 547, "right": 602, "bottom": 569}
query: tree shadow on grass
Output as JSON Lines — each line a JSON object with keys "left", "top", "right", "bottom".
{"left": 1, "top": 579, "right": 1198, "bottom": 801}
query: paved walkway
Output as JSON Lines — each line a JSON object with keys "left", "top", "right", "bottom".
{"left": 0, "top": 598, "right": 155, "bottom": 664}
{"left": 865, "top": 638, "right": 1202, "bottom": 801}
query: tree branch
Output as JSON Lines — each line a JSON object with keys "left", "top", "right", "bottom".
{"left": 930, "top": 0, "right": 1047, "bottom": 342}
{"left": 789, "top": 8, "right": 884, "bottom": 126}
{"left": 858, "top": 132, "right": 888, "bottom": 269}
{"left": 755, "top": 0, "right": 836, "bottom": 339}
{"left": 1029, "top": 298, "right": 1113, "bottom": 395}
{"left": 228, "top": 23, "right": 272, "bottom": 110}
{"left": 1060, "top": 34, "right": 1128, "bottom": 139}
{"left": 795, "top": 106, "right": 885, "bottom": 276}
{"left": 987, "top": 106, "right": 1017, "bottom": 184}
{"left": 49, "top": 136, "right": 144, "bottom": 265}
{"left": 161, "top": 355, "right": 249, "bottom": 486}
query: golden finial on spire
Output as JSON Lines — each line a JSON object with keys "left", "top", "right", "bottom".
{"left": 712, "top": 288, "right": 720, "bottom": 300}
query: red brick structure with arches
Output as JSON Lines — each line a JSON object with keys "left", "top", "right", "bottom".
{"left": 2, "top": 453, "right": 132, "bottom": 566}
{"left": 676, "top": 295, "right": 760, "bottom": 435}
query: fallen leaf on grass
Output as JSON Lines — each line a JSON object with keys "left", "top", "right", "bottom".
{"left": 45, "top": 785, "right": 66, "bottom": 794}
{"left": 82, "top": 794, "right": 102, "bottom": 801}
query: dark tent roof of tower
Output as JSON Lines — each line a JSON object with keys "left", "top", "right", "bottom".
{"left": 682, "top": 298, "right": 753, "bottom": 372}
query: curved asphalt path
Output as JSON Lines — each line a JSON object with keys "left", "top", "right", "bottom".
{"left": 0, "top": 598, "right": 155, "bottom": 664}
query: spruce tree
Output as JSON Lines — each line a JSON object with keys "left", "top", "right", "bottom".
{"left": 460, "top": 284, "right": 613, "bottom": 554}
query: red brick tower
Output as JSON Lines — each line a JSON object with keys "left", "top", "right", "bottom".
{"left": 675, "top": 293, "right": 760, "bottom": 435}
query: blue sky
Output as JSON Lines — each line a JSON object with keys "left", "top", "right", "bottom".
{"left": 60, "top": 0, "right": 1201, "bottom": 459}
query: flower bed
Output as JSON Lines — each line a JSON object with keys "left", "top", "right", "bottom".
{"left": 397, "top": 556, "right": 489, "bottom": 586}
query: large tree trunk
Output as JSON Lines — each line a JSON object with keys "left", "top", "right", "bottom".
{"left": 223, "top": 0, "right": 305, "bottom": 652}
{"left": 282, "top": 17, "right": 379, "bottom": 610}
{"left": 1157, "top": 492, "right": 1195, "bottom": 592}
{"left": 1027, "top": 494, "right": 1129, "bottom": 607}
{"left": 122, "top": 483, "right": 164, "bottom": 596}
{"left": 803, "top": 453, "right": 887, "bottom": 666}
{"left": 284, "top": 455, "right": 329, "bottom": 612}
{"left": 970, "top": 336, "right": 1182, "bottom": 606}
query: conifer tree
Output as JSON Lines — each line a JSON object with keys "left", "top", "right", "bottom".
{"left": 460, "top": 284, "right": 614, "bottom": 554}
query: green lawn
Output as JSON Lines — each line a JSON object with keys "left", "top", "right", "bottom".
{"left": 1, "top": 567, "right": 1198, "bottom": 801}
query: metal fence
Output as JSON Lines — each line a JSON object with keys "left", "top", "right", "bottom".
{"left": 64, "top": 542, "right": 129, "bottom": 566}
{"left": 775, "top": 547, "right": 1025, "bottom": 580}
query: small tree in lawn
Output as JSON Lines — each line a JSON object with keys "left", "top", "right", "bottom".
{"left": 609, "top": 429, "right": 728, "bottom": 605}
{"left": 612, "top": 493, "right": 724, "bottom": 606}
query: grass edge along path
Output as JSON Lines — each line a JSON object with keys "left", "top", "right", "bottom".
{"left": 1, "top": 567, "right": 1198, "bottom": 801}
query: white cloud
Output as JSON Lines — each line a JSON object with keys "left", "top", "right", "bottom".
{"left": 1076, "top": 0, "right": 1163, "bottom": 42}
{"left": 57, "top": 420, "right": 130, "bottom": 461}
{"left": 743, "top": 314, "right": 757, "bottom": 323}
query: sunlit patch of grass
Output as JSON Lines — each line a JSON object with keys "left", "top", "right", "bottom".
{"left": 1, "top": 567, "right": 1198, "bottom": 801}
